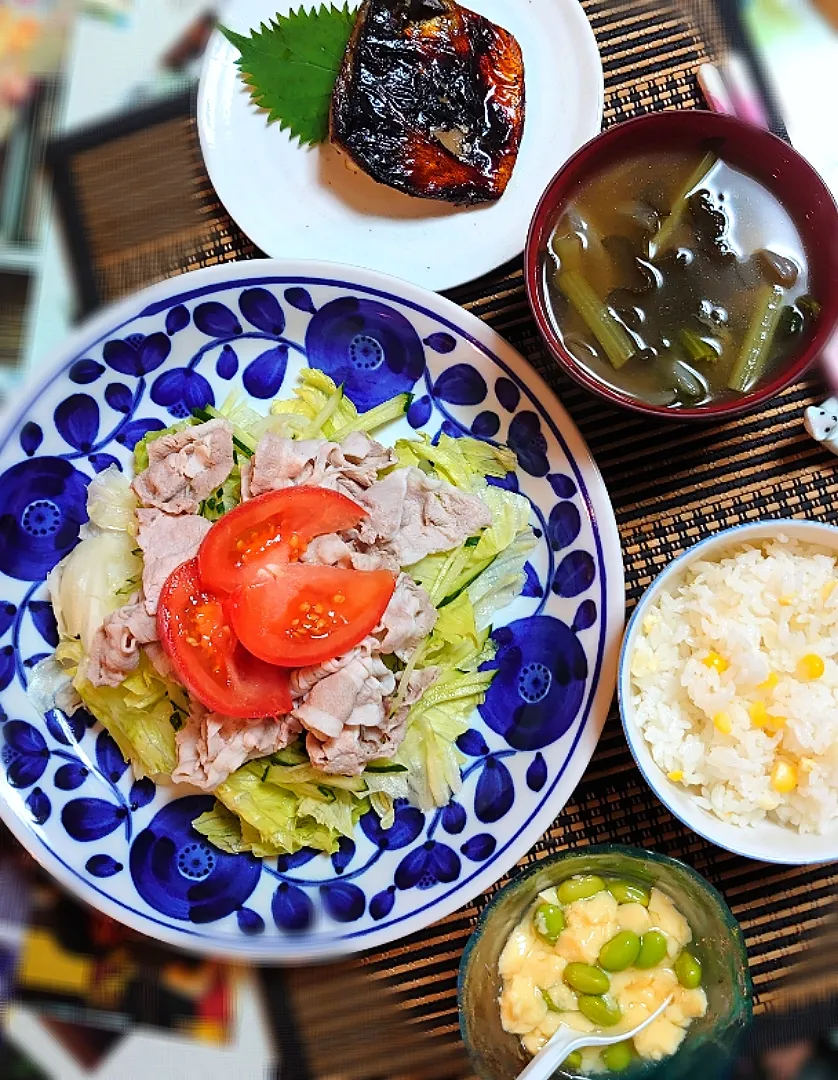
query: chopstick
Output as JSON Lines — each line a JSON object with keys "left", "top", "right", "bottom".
{"left": 697, "top": 56, "right": 769, "bottom": 128}
{"left": 697, "top": 55, "right": 838, "bottom": 390}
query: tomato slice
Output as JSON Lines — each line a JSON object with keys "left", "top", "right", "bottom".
{"left": 157, "top": 559, "right": 292, "bottom": 719}
{"left": 230, "top": 564, "right": 397, "bottom": 668}
{"left": 198, "top": 486, "right": 368, "bottom": 594}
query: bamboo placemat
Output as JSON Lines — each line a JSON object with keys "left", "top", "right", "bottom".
{"left": 45, "top": 1, "right": 837, "bottom": 1076}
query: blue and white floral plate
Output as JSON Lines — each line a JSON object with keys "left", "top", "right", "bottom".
{"left": 0, "top": 261, "right": 623, "bottom": 960}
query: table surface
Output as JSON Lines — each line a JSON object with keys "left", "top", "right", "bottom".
{"left": 10, "top": 1, "right": 838, "bottom": 1077}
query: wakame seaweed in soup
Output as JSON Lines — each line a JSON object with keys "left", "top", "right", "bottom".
{"left": 543, "top": 148, "right": 819, "bottom": 407}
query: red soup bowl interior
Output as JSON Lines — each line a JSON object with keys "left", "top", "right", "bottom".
{"left": 525, "top": 111, "right": 838, "bottom": 420}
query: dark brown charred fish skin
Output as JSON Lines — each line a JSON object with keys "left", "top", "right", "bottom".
{"left": 330, "top": 0, "right": 526, "bottom": 206}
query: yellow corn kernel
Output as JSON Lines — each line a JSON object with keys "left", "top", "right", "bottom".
{"left": 749, "top": 701, "right": 769, "bottom": 728}
{"left": 702, "top": 651, "right": 729, "bottom": 674}
{"left": 796, "top": 654, "right": 825, "bottom": 681}
{"left": 766, "top": 714, "right": 787, "bottom": 730}
{"left": 800, "top": 757, "right": 815, "bottom": 774}
{"left": 713, "top": 711, "right": 733, "bottom": 735}
{"left": 757, "top": 672, "right": 779, "bottom": 693}
{"left": 771, "top": 760, "right": 797, "bottom": 794}
{"left": 667, "top": 770, "right": 684, "bottom": 782}
{"left": 778, "top": 595, "right": 795, "bottom": 606}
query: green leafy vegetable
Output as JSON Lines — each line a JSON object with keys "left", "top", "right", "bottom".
{"left": 56, "top": 640, "right": 182, "bottom": 779}
{"left": 558, "top": 269, "right": 636, "bottom": 370}
{"left": 270, "top": 368, "right": 357, "bottom": 437}
{"left": 727, "top": 284, "right": 785, "bottom": 392}
{"left": 393, "top": 669, "right": 496, "bottom": 810}
{"left": 468, "top": 529, "right": 538, "bottom": 630}
{"left": 219, "top": 4, "right": 356, "bottom": 148}
{"left": 650, "top": 151, "right": 718, "bottom": 256}
{"left": 395, "top": 433, "right": 516, "bottom": 492}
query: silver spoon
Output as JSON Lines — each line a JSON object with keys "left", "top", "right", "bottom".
{"left": 517, "top": 994, "right": 674, "bottom": 1080}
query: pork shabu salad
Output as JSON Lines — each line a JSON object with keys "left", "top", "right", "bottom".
{"left": 32, "top": 370, "right": 536, "bottom": 858}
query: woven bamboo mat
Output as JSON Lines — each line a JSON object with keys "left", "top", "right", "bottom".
{"left": 47, "top": 1, "right": 838, "bottom": 1076}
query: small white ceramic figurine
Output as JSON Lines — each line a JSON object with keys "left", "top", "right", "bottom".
{"left": 805, "top": 396, "right": 838, "bottom": 456}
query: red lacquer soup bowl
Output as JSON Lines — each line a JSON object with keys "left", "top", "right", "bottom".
{"left": 525, "top": 111, "right": 838, "bottom": 420}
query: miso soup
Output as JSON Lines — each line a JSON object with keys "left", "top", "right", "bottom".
{"left": 543, "top": 148, "right": 819, "bottom": 408}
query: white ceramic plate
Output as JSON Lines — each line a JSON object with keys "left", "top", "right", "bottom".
{"left": 197, "top": 0, "right": 604, "bottom": 291}
{"left": 620, "top": 520, "right": 838, "bottom": 866}
{"left": 0, "top": 260, "right": 623, "bottom": 959}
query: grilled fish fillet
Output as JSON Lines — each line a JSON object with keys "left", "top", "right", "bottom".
{"left": 330, "top": 0, "right": 525, "bottom": 206}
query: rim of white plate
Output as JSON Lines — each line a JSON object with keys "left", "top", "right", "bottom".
{"left": 0, "top": 260, "right": 624, "bottom": 960}
{"left": 619, "top": 518, "right": 838, "bottom": 867}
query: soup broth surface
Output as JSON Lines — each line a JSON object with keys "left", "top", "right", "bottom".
{"left": 544, "top": 149, "right": 817, "bottom": 407}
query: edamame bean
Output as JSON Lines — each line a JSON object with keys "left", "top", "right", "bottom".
{"left": 578, "top": 993, "right": 622, "bottom": 1027}
{"left": 635, "top": 930, "right": 668, "bottom": 969}
{"left": 598, "top": 930, "right": 641, "bottom": 972}
{"left": 564, "top": 962, "right": 611, "bottom": 995}
{"left": 675, "top": 950, "right": 703, "bottom": 989}
{"left": 557, "top": 874, "right": 606, "bottom": 904}
{"left": 563, "top": 1051, "right": 583, "bottom": 1072}
{"left": 601, "top": 1042, "right": 633, "bottom": 1072}
{"left": 533, "top": 902, "right": 566, "bottom": 945}
{"left": 606, "top": 879, "right": 651, "bottom": 907}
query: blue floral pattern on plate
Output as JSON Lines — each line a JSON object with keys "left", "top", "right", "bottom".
{"left": 0, "top": 263, "right": 623, "bottom": 960}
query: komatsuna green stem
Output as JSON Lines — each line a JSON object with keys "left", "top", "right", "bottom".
{"left": 727, "top": 284, "right": 785, "bottom": 393}
{"left": 650, "top": 151, "right": 718, "bottom": 257}
{"left": 557, "top": 269, "right": 636, "bottom": 369}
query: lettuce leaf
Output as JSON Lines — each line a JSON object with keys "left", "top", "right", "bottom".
{"left": 55, "top": 640, "right": 181, "bottom": 779}
{"left": 395, "top": 433, "right": 516, "bottom": 492}
{"left": 213, "top": 762, "right": 367, "bottom": 856}
{"left": 193, "top": 803, "right": 253, "bottom": 854}
{"left": 468, "top": 529, "right": 538, "bottom": 630}
{"left": 393, "top": 669, "right": 495, "bottom": 810}
{"left": 270, "top": 368, "right": 358, "bottom": 439}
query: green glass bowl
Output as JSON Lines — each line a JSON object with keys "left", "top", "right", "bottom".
{"left": 458, "top": 845, "right": 752, "bottom": 1079}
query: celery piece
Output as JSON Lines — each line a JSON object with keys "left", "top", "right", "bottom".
{"left": 728, "top": 284, "right": 785, "bottom": 393}
{"left": 679, "top": 328, "right": 719, "bottom": 364}
{"left": 651, "top": 151, "right": 717, "bottom": 256}
{"left": 557, "top": 270, "right": 636, "bottom": 369}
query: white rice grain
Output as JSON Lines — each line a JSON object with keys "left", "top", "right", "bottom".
{"left": 631, "top": 537, "right": 838, "bottom": 834}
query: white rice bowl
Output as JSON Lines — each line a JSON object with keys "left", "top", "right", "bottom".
{"left": 620, "top": 521, "right": 838, "bottom": 864}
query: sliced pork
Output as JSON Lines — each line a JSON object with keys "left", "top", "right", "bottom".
{"left": 300, "top": 533, "right": 399, "bottom": 573}
{"left": 375, "top": 574, "right": 437, "bottom": 659}
{"left": 355, "top": 467, "right": 492, "bottom": 565}
{"left": 305, "top": 665, "right": 439, "bottom": 776}
{"left": 293, "top": 652, "right": 396, "bottom": 742}
{"left": 244, "top": 431, "right": 395, "bottom": 500}
{"left": 135, "top": 508, "right": 212, "bottom": 614}
{"left": 87, "top": 600, "right": 158, "bottom": 688}
{"left": 173, "top": 701, "right": 302, "bottom": 791}
{"left": 133, "top": 418, "right": 234, "bottom": 515}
